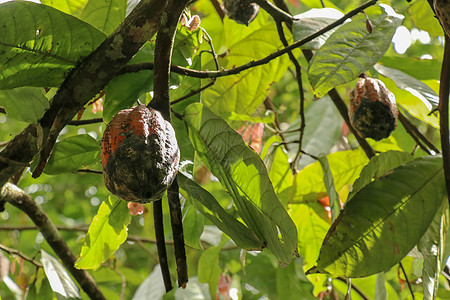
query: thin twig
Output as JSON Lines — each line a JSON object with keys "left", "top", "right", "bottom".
{"left": 0, "top": 183, "right": 106, "bottom": 300}
{"left": 336, "top": 277, "right": 370, "bottom": 300}
{"left": 68, "top": 118, "right": 104, "bottom": 126}
{"left": 75, "top": 169, "right": 103, "bottom": 174}
{"left": 170, "top": 80, "right": 215, "bottom": 105}
{"left": 275, "top": 21, "right": 306, "bottom": 173}
{"left": 254, "top": 0, "right": 293, "bottom": 24}
{"left": 120, "top": 0, "right": 378, "bottom": 81}
{"left": 398, "top": 111, "right": 439, "bottom": 154}
{"left": 210, "top": 0, "right": 225, "bottom": 21}
{"left": 397, "top": 112, "right": 432, "bottom": 155}
{"left": 0, "top": 243, "right": 43, "bottom": 268}
{"left": 110, "top": 263, "right": 127, "bottom": 300}
{"left": 263, "top": 98, "right": 289, "bottom": 151}
{"left": 399, "top": 262, "right": 415, "bottom": 300}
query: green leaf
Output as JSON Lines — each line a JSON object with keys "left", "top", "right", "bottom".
{"left": 309, "top": 156, "right": 446, "bottom": 277}
{"left": 132, "top": 264, "right": 165, "bottom": 300}
{"left": 183, "top": 103, "right": 298, "bottom": 266}
{"left": 40, "top": 250, "right": 81, "bottom": 299}
{"left": 75, "top": 196, "right": 131, "bottom": 269}
{"left": 308, "top": 5, "right": 403, "bottom": 96}
{"left": 348, "top": 150, "right": 415, "bottom": 201}
{"left": 0, "top": 1, "right": 106, "bottom": 89}
{"left": 408, "top": 0, "right": 443, "bottom": 37}
{"left": 285, "top": 96, "right": 342, "bottom": 169}
{"left": 44, "top": 134, "right": 99, "bottom": 175}
{"left": 220, "top": 111, "right": 275, "bottom": 124}
{"left": 178, "top": 173, "right": 263, "bottom": 250}
{"left": 182, "top": 200, "right": 205, "bottom": 250}
{"left": 418, "top": 201, "right": 448, "bottom": 300}
{"left": 80, "top": 0, "right": 126, "bottom": 35}
{"left": 0, "top": 87, "right": 49, "bottom": 123}
{"left": 172, "top": 25, "right": 202, "bottom": 67}
{"left": 293, "top": 8, "right": 344, "bottom": 50}
{"left": 202, "top": 20, "right": 291, "bottom": 116}
{"left": 197, "top": 246, "right": 222, "bottom": 298}
{"left": 375, "top": 273, "right": 387, "bottom": 300}
{"left": 375, "top": 64, "right": 439, "bottom": 128}
{"left": 276, "top": 257, "right": 315, "bottom": 300}
{"left": 40, "top": 0, "right": 88, "bottom": 17}
{"left": 261, "top": 136, "right": 293, "bottom": 205}
{"left": 288, "top": 202, "right": 330, "bottom": 270}
{"left": 378, "top": 56, "right": 441, "bottom": 81}
{"left": 318, "top": 155, "right": 340, "bottom": 222}
{"left": 290, "top": 149, "right": 369, "bottom": 203}
{"left": 103, "top": 43, "right": 154, "bottom": 122}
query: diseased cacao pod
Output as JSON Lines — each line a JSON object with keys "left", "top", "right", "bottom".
{"left": 101, "top": 105, "right": 180, "bottom": 203}
{"left": 223, "top": 0, "right": 259, "bottom": 26}
{"left": 348, "top": 77, "right": 398, "bottom": 141}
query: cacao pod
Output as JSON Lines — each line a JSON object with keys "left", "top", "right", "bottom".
{"left": 101, "top": 105, "right": 180, "bottom": 203}
{"left": 223, "top": 0, "right": 259, "bottom": 26}
{"left": 348, "top": 77, "right": 398, "bottom": 141}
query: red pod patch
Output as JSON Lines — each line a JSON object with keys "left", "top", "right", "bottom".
{"left": 101, "top": 105, "right": 180, "bottom": 203}
{"left": 349, "top": 77, "right": 398, "bottom": 141}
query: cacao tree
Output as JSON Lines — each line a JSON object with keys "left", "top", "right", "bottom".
{"left": 0, "top": 0, "right": 449, "bottom": 299}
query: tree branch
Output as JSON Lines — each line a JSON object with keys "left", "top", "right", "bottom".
{"left": 439, "top": 37, "right": 450, "bottom": 206}
{"left": 153, "top": 199, "right": 173, "bottom": 292}
{"left": 0, "top": 243, "right": 43, "bottom": 268}
{"left": 119, "top": 0, "right": 378, "bottom": 82}
{"left": 149, "top": 0, "right": 189, "bottom": 291}
{"left": 167, "top": 178, "right": 188, "bottom": 288}
{"left": 0, "top": 183, "right": 106, "bottom": 300}
{"left": 0, "top": 0, "right": 166, "bottom": 183}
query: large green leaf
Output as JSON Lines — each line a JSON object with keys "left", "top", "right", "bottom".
{"left": 202, "top": 20, "right": 291, "bottom": 116}
{"left": 348, "top": 150, "right": 415, "bottom": 200}
{"left": 40, "top": 0, "right": 88, "bottom": 17}
{"left": 309, "top": 156, "right": 446, "bottom": 277}
{"left": 318, "top": 155, "right": 340, "bottom": 222}
{"left": 197, "top": 246, "right": 222, "bottom": 298}
{"left": 418, "top": 201, "right": 448, "bottom": 300}
{"left": 80, "top": 0, "right": 126, "bottom": 35}
{"left": 408, "top": 0, "right": 443, "bottom": 37}
{"left": 290, "top": 149, "right": 369, "bottom": 203}
{"left": 308, "top": 5, "right": 403, "bottom": 96}
{"left": 75, "top": 196, "right": 131, "bottom": 269}
{"left": 178, "top": 173, "right": 263, "bottom": 250}
{"left": 183, "top": 103, "right": 298, "bottom": 266}
{"left": 181, "top": 200, "right": 205, "bottom": 250}
{"left": 44, "top": 134, "right": 99, "bottom": 175}
{"left": 288, "top": 202, "right": 330, "bottom": 270}
{"left": 0, "top": 1, "right": 106, "bottom": 89}
{"left": 261, "top": 136, "right": 293, "bottom": 205}
{"left": 378, "top": 56, "right": 441, "bottom": 81}
{"left": 0, "top": 87, "right": 49, "bottom": 123}
{"left": 375, "top": 64, "right": 439, "bottom": 128}
{"left": 293, "top": 8, "right": 344, "bottom": 50}
{"left": 285, "top": 96, "right": 342, "bottom": 169}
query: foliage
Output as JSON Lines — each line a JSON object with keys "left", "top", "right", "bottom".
{"left": 0, "top": 0, "right": 449, "bottom": 299}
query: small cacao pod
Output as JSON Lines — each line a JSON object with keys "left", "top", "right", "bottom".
{"left": 223, "top": 0, "right": 259, "bottom": 26}
{"left": 101, "top": 105, "right": 180, "bottom": 203}
{"left": 348, "top": 77, "right": 398, "bottom": 141}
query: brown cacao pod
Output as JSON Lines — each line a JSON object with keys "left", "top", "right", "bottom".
{"left": 223, "top": 0, "right": 259, "bottom": 26}
{"left": 348, "top": 77, "right": 398, "bottom": 141}
{"left": 101, "top": 105, "right": 179, "bottom": 203}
